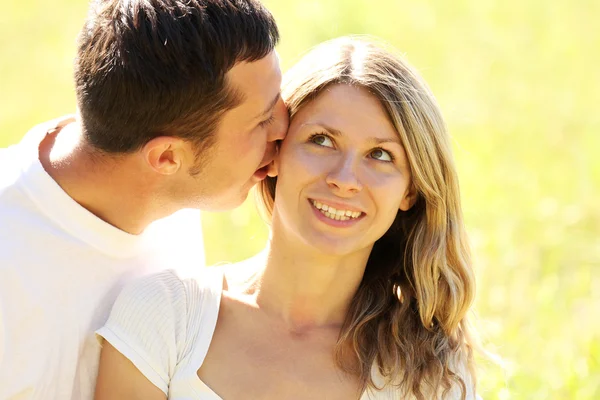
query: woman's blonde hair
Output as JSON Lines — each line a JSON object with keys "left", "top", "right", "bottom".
{"left": 257, "top": 36, "right": 477, "bottom": 399}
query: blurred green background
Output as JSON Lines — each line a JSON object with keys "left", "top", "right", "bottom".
{"left": 1, "top": 0, "right": 598, "bottom": 398}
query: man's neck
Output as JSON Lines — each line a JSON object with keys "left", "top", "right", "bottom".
{"left": 38, "top": 122, "right": 169, "bottom": 235}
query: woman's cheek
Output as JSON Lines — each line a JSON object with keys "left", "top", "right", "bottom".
{"left": 299, "top": 149, "right": 333, "bottom": 178}
{"left": 281, "top": 145, "right": 324, "bottom": 176}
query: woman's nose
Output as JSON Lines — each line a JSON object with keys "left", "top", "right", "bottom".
{"left": 325, "top": 155, "right": 363, "bottom": 195}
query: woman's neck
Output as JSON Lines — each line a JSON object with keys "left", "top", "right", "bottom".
{"left": 248, "top": 225, "right": 372, "bottom": 334}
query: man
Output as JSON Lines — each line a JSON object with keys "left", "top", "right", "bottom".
{"left": 0, "top": 0, "right": 287, "bottom": 398}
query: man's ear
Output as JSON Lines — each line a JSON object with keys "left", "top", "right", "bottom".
{"left": 142, "top": 136, "right": 186, "bottom": 175}
{"left": 399, "top": 184, "right": 417, "bottom": 211}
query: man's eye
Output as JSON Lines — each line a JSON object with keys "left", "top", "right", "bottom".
{"left": 370, "top": 148, "right": 393, "bottom": 162}
{"left": 310, "top": 134, "right": 334, "bottom": 148}
{"left": 259, "top": 115, "right": 275, "bottom": 128}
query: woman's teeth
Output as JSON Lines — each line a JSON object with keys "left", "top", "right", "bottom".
{"left": 311, "top": 200, "right": 362, "bottom": 221}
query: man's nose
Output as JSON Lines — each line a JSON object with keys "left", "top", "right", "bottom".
{"left": 268, "top": 98, "right": 289, "bottom": 142}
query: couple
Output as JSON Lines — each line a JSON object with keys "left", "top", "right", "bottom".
{"left": 0, "top": 1, "right": 478, "bottom": 399}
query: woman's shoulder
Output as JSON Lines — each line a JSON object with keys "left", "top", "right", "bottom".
{"left": 107, "top": 267, "right": 224, "bottom": 332}
{"left": 213, "top": 252, "right": 266, "bottom": 291}
{"left": 121, "top": 267, "right": 223, "bottom": 300}
{"left": 98, "top": 268, "right": 225, "bottom": 378}
{"left": 96, "top": 268, "right": 223, "bottom": 395}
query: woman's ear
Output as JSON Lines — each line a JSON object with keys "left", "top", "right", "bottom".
{"left": 399, "top": 184, "right": 417, "bottom": 211}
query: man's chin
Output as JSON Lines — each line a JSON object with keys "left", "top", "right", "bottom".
{"left": 204, "top": 190, "right": 251, "bottom": 212}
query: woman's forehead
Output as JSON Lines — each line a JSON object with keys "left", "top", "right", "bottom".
{"left": 290, "top": 84, "right": 400, "bottom": 140}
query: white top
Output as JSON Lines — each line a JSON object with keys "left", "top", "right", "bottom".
{"left": 98, "top": 269, "right": 478, "bottom": 400}
{"left": 97, "top": 269, "right": 225, "bottom": 399}
{"left": 0, "top": 117, "right": 205, "bottom": 400}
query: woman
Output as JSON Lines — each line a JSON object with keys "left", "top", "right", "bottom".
{"left": 95, "top": 36, "right": 479, "bottom": 399}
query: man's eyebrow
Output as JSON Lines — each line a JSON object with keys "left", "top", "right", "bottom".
{"left": 255, "top": 93, "right": 280, "bottom": 119}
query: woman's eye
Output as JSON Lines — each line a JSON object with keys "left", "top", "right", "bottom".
{"left": 311, "top": 134, "right": 334, "bottom": 148}
{"left": 370, "top": 148, "right": 393, "bottom": 162}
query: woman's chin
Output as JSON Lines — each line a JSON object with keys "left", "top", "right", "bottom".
{"left": 302, "top": 235, "right": 370, "bottom": 258}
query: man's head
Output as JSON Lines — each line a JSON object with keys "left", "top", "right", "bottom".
{"left": 74, "top": 0, "right": 287, "bottom": 210}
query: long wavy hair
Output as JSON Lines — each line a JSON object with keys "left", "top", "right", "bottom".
{"left": 257, "top": 36, "right": 477, "bottom": 399}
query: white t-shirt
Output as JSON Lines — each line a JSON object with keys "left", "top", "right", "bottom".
{"left": 98, "top": 269, "right": 478, "bottom": 400}
{"left": 0, "top": 117, "right": 205, "bottom": 400}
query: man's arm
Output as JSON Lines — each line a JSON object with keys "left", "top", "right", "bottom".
{"left": 94, "top": 341, "right": 167, "bottom": 400}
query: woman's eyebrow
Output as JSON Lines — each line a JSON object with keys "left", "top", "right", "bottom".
{"left": 370, "top": 136, "right": 402, "bottom": 145}
{"left": 302, "top": 122, "right": 343, "bottom": 137}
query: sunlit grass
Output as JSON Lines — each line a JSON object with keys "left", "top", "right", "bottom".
{"left": 1, "top": 1, "right": 598, "bottom": 398}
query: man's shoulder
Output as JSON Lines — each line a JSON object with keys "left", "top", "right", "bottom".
{"left": 0, "top": 144, "right": 23, "bottom": 196}
{"left": 151, "top": 208, "right": 203, "bottom": 230}
{"left": 0, "top": 116, "right": 74, "bottom": 197}
{"left": 143, "top": 208, "right": 206, "bottom": 267}
{"left": 0, "top": 144, "right": 37, "bottom": 223}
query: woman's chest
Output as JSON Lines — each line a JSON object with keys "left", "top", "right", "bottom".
{"left": 195, "top": 308, "right": 362, "bottom": 400}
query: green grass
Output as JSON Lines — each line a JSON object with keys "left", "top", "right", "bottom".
{"left": 2, "top": 1, "right": 599, "bottom": 398}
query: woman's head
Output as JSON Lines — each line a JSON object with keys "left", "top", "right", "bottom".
{"left": 260, "top": 36, "right": 458, "bottom": 254}
{"left": 258, "top": 36, "right": 476, "bottom": 398}
{"left": 266, "top": 82, "right": 416, "bottom": 256}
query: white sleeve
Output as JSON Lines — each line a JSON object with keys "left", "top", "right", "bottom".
{"left": 96, "top": 270, "right": 188, "bottom": 395}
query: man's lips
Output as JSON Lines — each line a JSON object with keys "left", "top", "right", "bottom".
{"left": 253, "top": 157, "right": 274, "bottom": 180}
{"left": 257, "top": 157, "right": 273, "bottom": 171}
{"left": 255, "top": 148, "right": 278, "bottom": 179}
{"left": 266, "top": 159, "right": 278, "bottom": 177}
{"left": 253, "top": 164, "right": 270, "bottom": 180}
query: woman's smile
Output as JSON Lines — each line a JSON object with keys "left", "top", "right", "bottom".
{"left": 309, "top": 198, "right": 365, "bottom": 226}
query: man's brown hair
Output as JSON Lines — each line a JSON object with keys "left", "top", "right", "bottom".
{"left": 74, "top": 0, "right": 279, "bottom": 155}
